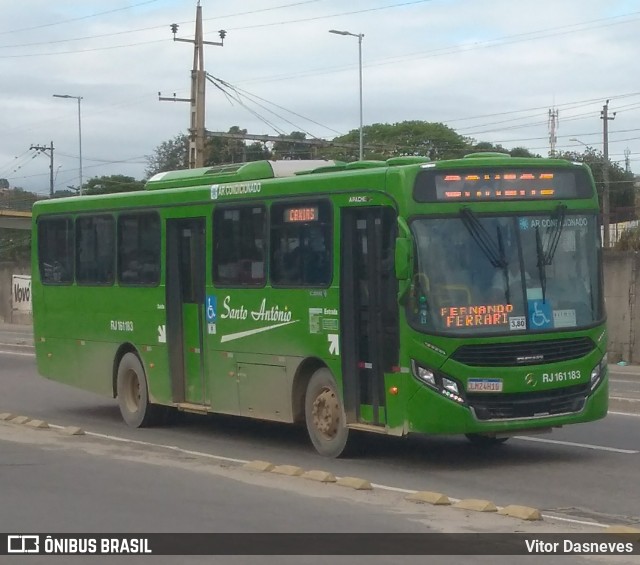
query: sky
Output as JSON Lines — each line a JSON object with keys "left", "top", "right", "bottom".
{"left": 1, "top": 0, "right": 639, "bottom": 196}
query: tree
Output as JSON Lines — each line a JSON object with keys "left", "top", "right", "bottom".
{"left": 0, "top": 229, "right": 30, "bottom": 262}
{"left": 0, "top": 187, "right": 39, "bottom": 211}
{"left": 0, "top": 188, "right": 39, "bottom": 262}
{"left": 145, "top": 134, "right": 188, "bottom": 178}
{"left": 272, "top": 131, "right": 313, "bottom": 160}
{"left": 245, "top": 141, "right": 271, "bottom": 161}
{"left": 83, "top": 175, "right": 145, "bottom": 195}
{"left": 556, "top": 148, "right": 636, "bottom": 222}
{"left": 205, "top": 126, "right": 251, "bottom": 165}
{"left": 469, "top": 141, "right": 539, "bottom": 158}
{"left": 615, "top": 227, "right": 640, "bottom": 251}
{"left": 147, "top": 128, "right": 273, "bottom": 175}
{"left": 324, "top": 121, "right": 471, "bottom": 162}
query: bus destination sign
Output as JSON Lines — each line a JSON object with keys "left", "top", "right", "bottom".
{"left": 284, "top": 206, "right": 318, "bottom": 223}
{"left": 413, "top": 168, "right": 592, "bottom": 202}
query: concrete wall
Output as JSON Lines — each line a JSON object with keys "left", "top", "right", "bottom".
{"left": 3, "top": 253, "right": 640, "bottom": 361}
{"left": 0, "top": 261, "right": 31, "bottom": 324}
{"left": 603, "top": 251, "right": 640, "bottom": 363}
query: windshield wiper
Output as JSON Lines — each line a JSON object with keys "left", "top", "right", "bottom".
{"left": 460, "top": 207, "right": 510, "bottom": 302}
{"left": 535, "top": 226, "right": 547, "bottom": 302}
{"left": 543, "top": 204, "right": 567, "bottom": 264}
{"left": 496, "top": 225, "right": 511, "bottom": 304}
{"left": 459, "top": 208, "right": 506, "bottom": 268}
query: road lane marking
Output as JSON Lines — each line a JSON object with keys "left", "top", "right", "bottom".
{"left": 609, "top": 411, "right": 640, "bottom": 417}
{"left": 539, "top": 514, "right": 610, "bottom": 528}
{"left": 0, "top": 350, "right": 35, "bottom": 357}
{"left": 609, "top": 378, "right": 640, "bottom": 384}
{"left": 514, "top": 435, "right": 638, "bottom": 454}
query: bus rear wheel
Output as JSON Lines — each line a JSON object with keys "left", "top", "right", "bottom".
{"left": 305, "top": 368, "right": 351, "bottom": 458}
{"left": 117, "top": 352, "right": 162, "bottom": 428}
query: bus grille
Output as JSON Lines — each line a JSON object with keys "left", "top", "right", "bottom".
{"left": 450, "top": 337, "right": 595, "bottom": 367}
{"left": 468, "top": 383, "right": 590, "bottom": 421}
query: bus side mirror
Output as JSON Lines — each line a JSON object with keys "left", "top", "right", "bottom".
{"left": 395, "top": 237, "right": 412, "bottom": 280}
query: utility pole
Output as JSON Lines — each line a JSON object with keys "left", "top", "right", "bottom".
{"left": 30, "top": 141, "right": 55, "bottom": 197}
{"left": 601, "top": 100, "right": 616, "bottom": 248}
{"left": 548, "top": 108, "right": 559, "bottom": 157}
{"left": 159, "top": 2, "right": 226, "bottom": 169}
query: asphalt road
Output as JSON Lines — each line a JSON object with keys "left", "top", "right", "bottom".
{"left": 4, "top": 422, "right": 635, "bottom": 565}
{"left": 1, "top": 323, "right": 639, "bottom": 532}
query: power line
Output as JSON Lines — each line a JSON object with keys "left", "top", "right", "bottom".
{"left": 0, "top": 0, "right": 426, "bottom": 57}
{"left": 0, "top": 0, "right": 161, "bottom": 36}
{"left": 0, "top": 0, "right": 326, "bottom": 49}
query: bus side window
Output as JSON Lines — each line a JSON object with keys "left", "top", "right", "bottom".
{"left": 270, "top": 201, "right": 332, "bottom": 287}
{"left": 117, "top": 212, "right": 160, "bottom": 286}
{"left": 76, "top": 215, "right": 115, "bottom": 286}
{"left": 38, "top": 217, "right": 74, "bottom": 284}
{"left": 213, "top": 206, "right": 266, "bottom": 287}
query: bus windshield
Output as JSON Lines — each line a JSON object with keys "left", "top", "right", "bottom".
{"left": 409, "top": 212, "right": 603, "bottom": 335}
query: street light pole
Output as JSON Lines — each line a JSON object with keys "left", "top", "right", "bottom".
{"left": 329, "top": 29, "right": 364, "bottom": 161}
{"left": 53, "top": 94, "right": 83, "bottom": 195}
{"left": 569, "top": 137, "right": 589, "bottom": 149}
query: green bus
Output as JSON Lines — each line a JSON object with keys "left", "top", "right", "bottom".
{"left": 32, "top": 153, "right": 608, "bottom": 457}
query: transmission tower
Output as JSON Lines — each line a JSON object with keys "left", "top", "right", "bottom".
{"left": 548, "top": 108, "right": 559, "bottom": 157}
{"left": 625, "top": 148, "right": 631, "bottom": 173}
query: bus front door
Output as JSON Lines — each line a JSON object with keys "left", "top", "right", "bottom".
{"left": 341, "top": 207, "right": 398, "bottom": 427}
{"left": 166, "top": 218, "right": 207, "bottom": 408}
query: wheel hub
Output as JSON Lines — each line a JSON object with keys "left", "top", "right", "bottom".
{"left": 312, "top": 388, "right": 340, "bottom": 439}
{"left": 124, "top": 369, "right": 141, "bottom": 413}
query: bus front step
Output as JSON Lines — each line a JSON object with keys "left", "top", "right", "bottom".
{"left": 348, "top": 423, "right": 387, "bottom": 435}
{"left": 176, "top": 402, "right": 210, "bottom": 415}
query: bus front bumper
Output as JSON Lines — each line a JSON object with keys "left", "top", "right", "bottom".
{"left": 405, "top": 374, "right": 609, "bottom": 436}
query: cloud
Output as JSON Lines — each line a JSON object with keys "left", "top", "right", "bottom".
{"left": 1, "top": 0, "right": 638, "bottom": 193}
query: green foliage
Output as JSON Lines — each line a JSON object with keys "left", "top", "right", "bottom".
{"left": 245, "top": 141, "right": 271, "bottom": 161}
{"left": 0, "top": 187, "right": 39, "bottom": 211}
{"left": 0, "top": 229, "right": 31, "bottom": 262}
{"left": 272, "top": 131, "right": 312, "bottom": 160}
{"left": 145, "top": 134, "right": 189, "bottom": 178}
{"left": 556, "top": 148, "right": 636, "bottom": 222}
{"left": 323, "top": 120, "right": 470, "bottom": 162}
{"left": 205, "top": 126, "right": 270, "bottom": 165}
{"left": 147, "top": 128, "right": 273, "bottom": 175}
{"left": 615, "top": 226, "right": 640, "bottom": 251}
{"left": 469, "top": 141, "right": 539, "bottom": 158}
{"left": 0, "top": 188, "right": 38, "bottom": 262}
{"left": 83, "top": 175, "right": 145, "bottom": 195}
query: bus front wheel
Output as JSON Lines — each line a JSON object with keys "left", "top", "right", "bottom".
{"left": 117, "top": 352, "right": 162, "bottom": 428}
{"left": 304, "top": 368, "right": 351, "bottom": 458}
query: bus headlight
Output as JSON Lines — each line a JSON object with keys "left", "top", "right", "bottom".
{"left": 411, "top": 360, "right": 465, "bottom": 404}
{"left": 442, "top": 377, "right": 459, "bottom": 394}
{"left": 411, "top": 360, "right": 436, "bottom": 387}
{"left": 590, "top": 353, "right": 608, "bottom": 391}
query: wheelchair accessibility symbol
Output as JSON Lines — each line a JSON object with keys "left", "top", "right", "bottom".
{"left": 528, "top": 300, "right": 552, "bottom": 329}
